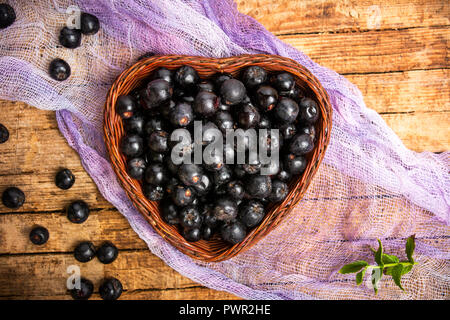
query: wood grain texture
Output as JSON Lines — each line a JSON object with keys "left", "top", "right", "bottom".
{"left": 238, "top": 0, "right": 450, "bottom": 34}
{"left": 0, "top": 0, "right": 449, "bottom": 300}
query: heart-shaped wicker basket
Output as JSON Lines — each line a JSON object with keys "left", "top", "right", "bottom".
{"left": 104, "top": 54, "right": 332, "bottom": 262}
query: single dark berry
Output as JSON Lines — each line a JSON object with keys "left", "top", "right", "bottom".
{"left": 49, "top": 58, "right": 71, "bottom": 81}
{"left": 220, "top": 79, "right": 246, "bottom": 106}
{"left": 0, "top": 4, "right": 15, "bottom": 29}
{"left": 213, "top": 197, "right": 238, "bottom": 222}
{"left": 2, "top": 187, "right": 25, "bottom": 209}
{"left": 80, "top": 12, "right": 100, "bottom": 35}
{"left": 192, "top": 174, "right": 212, "bottom": 195}
{"left": 201, "top": 225, "right": 214, "bottom": 241}
{"left": 298, "top": 97, "right": 320, "bottom": 124}
{"left": 141, "top": 79, "right": 172, "bottom": 110}
{"left": 268, "top": 180, "right": 289, "bottom": 202}
{"left": 289, "top": 133, "right": 314, "bottom": 155}
{"left": 284, "top": 153, "right": 307, "bottom": 175}
{"left": 280, "top": 85, "right": 302, "bottom": 101}
{"left": 213, "top": 165, "right": 233, "bottom": 186}
{"left": 279, "top": 123, "right": 297, "bottom": 140}
{"left": 238, "top": 103, "right": 260, "bottom": 129}
{"left": 272, "top": 72, "right": 295, "bottom": 93}
{"left": 145, "top": 163, "right": 169, "bottom": 186}
{"left": 203, "top": 204, "right": 219, "bottom": 228}
{"left": 182, "top": 227, "right": 201, "bottom": 242}
{"left": 151, "top": 67, "right": 173, "bottom": 86}
{"left": 127, "top": 157, "right": 146, "bottom": 180}
{"left": 202, "top": 121, "right": 220, "bottom": 145}
{"left": 178, "top": 164, "right": 203, "bottom": 187}
{"left": 226, "top": 181, "right": 245, "bottom": 200}
{"left": 97, "top": 242, "right": 118, "bottom": 264}
{"left": 234, "top": 165, "right": 247, "bottom": 179}
{"left": 213, "top": 73, "right": 233, "bottom": 91}
{"left": 169, "top": 102, "right": 194, "bottom": 127}
{"left": 0, "top": 123, "right": 9, "bottom": 143}
{"left": 143, "top": 184, "right": 165, "bottom": 201}
{"left": 220, "top": 221, "right": 246, "bottom": 244}
{"left": 298, "top": 124, "right": 316, "bottom": 141}
{"left": 243, "top": 161, "right": 261, "bottom": 175}
{"left": 197, "top": 80, "right": 215, "bottom": 92}
{"left": 59, "top": 27, "right": 81, "bottom": 49}
{"left": 274, "top": 97, "right": 299, "bottom": 123}
{"left": 193, "top": 91, "right": 220, "bottom": 117}
{"left": 238, "top": 200, "right": 265, "bottom": 228}
{"left": 29, "top": 226, "right": 49, "bottom": 245}
{"left": 171, "top": 185, "right": 194, "bottom": 206}
{"left": 70, "top": 278, "right": 94, "bottom": 300}
{"left": 203, "top": 150, "right": 224, "bottom": 172}
{"left": 145, "top": 150, "right": 164, "bottom": 164}
{"left": 123, "top": 113, "right": 145, "bottom": 135}
{"left": 245, "top": 175, "right": 272, "bottom": 199}
{"left": 55, "top": 168, "right": 75, "bottom": 190}
{"left": 120, "top": 134, "right": 144, "bottom": 157}
{"left": 255, "top": 86, "right": 278, "bottom": 112}
{"left": 214, "top": 111, "right": 235, "bottom": 133}
{"left": 99, "top": 278, "right": 123, "bottom": 300}
{"left": 73, "top": 241, "right": 96, "bottom": 263}
{"left": 116, "top": 95, "right": 137, "bottom": 119}
{"left": 143, "top": 117, "right": 169, "bottom": 135}
{"left": 242, "top": 66, "right": 267, "bottom": 88}
{"left": 261, "top": 160, "right": 280, "bottom": 176}
{"left": 67, "top": 200, "right": 90, "bottom": 224}
{"left": 147, "top": 130, "right": 169, "bottom": 154}
{"left": 160, "top": 99, "right": 176, "bottom": 120}
{"left": 179, "top": 206, "right": 202, "bottom": 229}
{"left": 174, "top": 65, "right": 199, "bottom": 91}
{"left": 160, "top": 199, "right": 179, "bottom": 225}
{"left": 258, "top": 114, "right": 271, "bottom": 129}
{"left": 277, "top": 165, "right": 291, "bottom": 182}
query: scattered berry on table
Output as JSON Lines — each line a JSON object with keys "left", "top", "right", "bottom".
{"left": 2, "top": 186, "right": 25, "bottom": 209}
{"left": 67, "top": 200, "right": 90, "bottom": 224}
{"left": 70, "top": 278, "right": 94, "bottom": 300}
{"left": 0, "top": 123, "right": 9, "bottom": 143}
{"left": 80, "top": 12, "right": 100, "bottom": 35}
{"left": 29, "top": 226, "right": 49, "bottom": 245}
{"left": 97, "top": 241, "right": 118, "bottom": 264}
{"left": 74, "top": 241, "right": 96, "bottom": 263}
{"left": 49, "top": 58, "right": 71, "bottom": 81}
{"left": 59, "top": 26, "right": 81, "bottom": 49}
{"left": 55, "top": 168, "right": 75, "bottom": 190}
{"left": 99, "top": 277, "right": 123, "bottom": 300}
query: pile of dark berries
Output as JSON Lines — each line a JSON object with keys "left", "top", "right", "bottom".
{"left": 49, "top": 12, "right": 100, "bottom": 81}
{"left": 117, "top": 65, "right": 320, "bottom": 244}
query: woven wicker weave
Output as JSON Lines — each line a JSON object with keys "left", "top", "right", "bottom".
{"left": 104, "top": 54, "right": 332, "bottom": 262}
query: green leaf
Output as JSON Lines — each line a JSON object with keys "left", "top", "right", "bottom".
{"left": 384, "top": 266, "right": 393, "bottom": 276}
{"left": 374, "top": 239, "right": 384, "bottom": 267}
{"left": 405, "top": 235, "right": 416, "bottom": 263}
{"left": 391, "top": 264, "right": 405, "bottom": 291}
{"left": 339, "top": 261, "right": 369, "bottom": 274}
{"left": 382, "top": 253, "right": 399, "bottom": 264}
{"left": 401, "top": 264, "right": 413, "bottom": 275}
{"left": 356, "top": 268, "right": 367, "bottom": 285}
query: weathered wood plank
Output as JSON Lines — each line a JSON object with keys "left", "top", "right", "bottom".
{"left": 0, "top": 209, "right": 148, "bottom": 254}
{"left": 0, "top": 252, "right": 239, "bottom": 299}
{"left": 238, "top": 0, "right": 450, "bottom": 34}
{"left": 346, "top": 69, "right": 449, "bottom": 113}
{"left": 279, "top": 27, "right": 449, "bottom": 74}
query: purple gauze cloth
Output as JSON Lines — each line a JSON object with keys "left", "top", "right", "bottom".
{"left": 0, "top": 0, "right": 449, "bottom": 299}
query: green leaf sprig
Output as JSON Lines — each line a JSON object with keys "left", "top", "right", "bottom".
{"left": 339, "top": 235, "right": 417, "bottom": 294}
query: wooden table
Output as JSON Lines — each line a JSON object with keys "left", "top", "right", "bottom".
{"left": 0, "top": 1, "right": 448, "bottom": 300}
